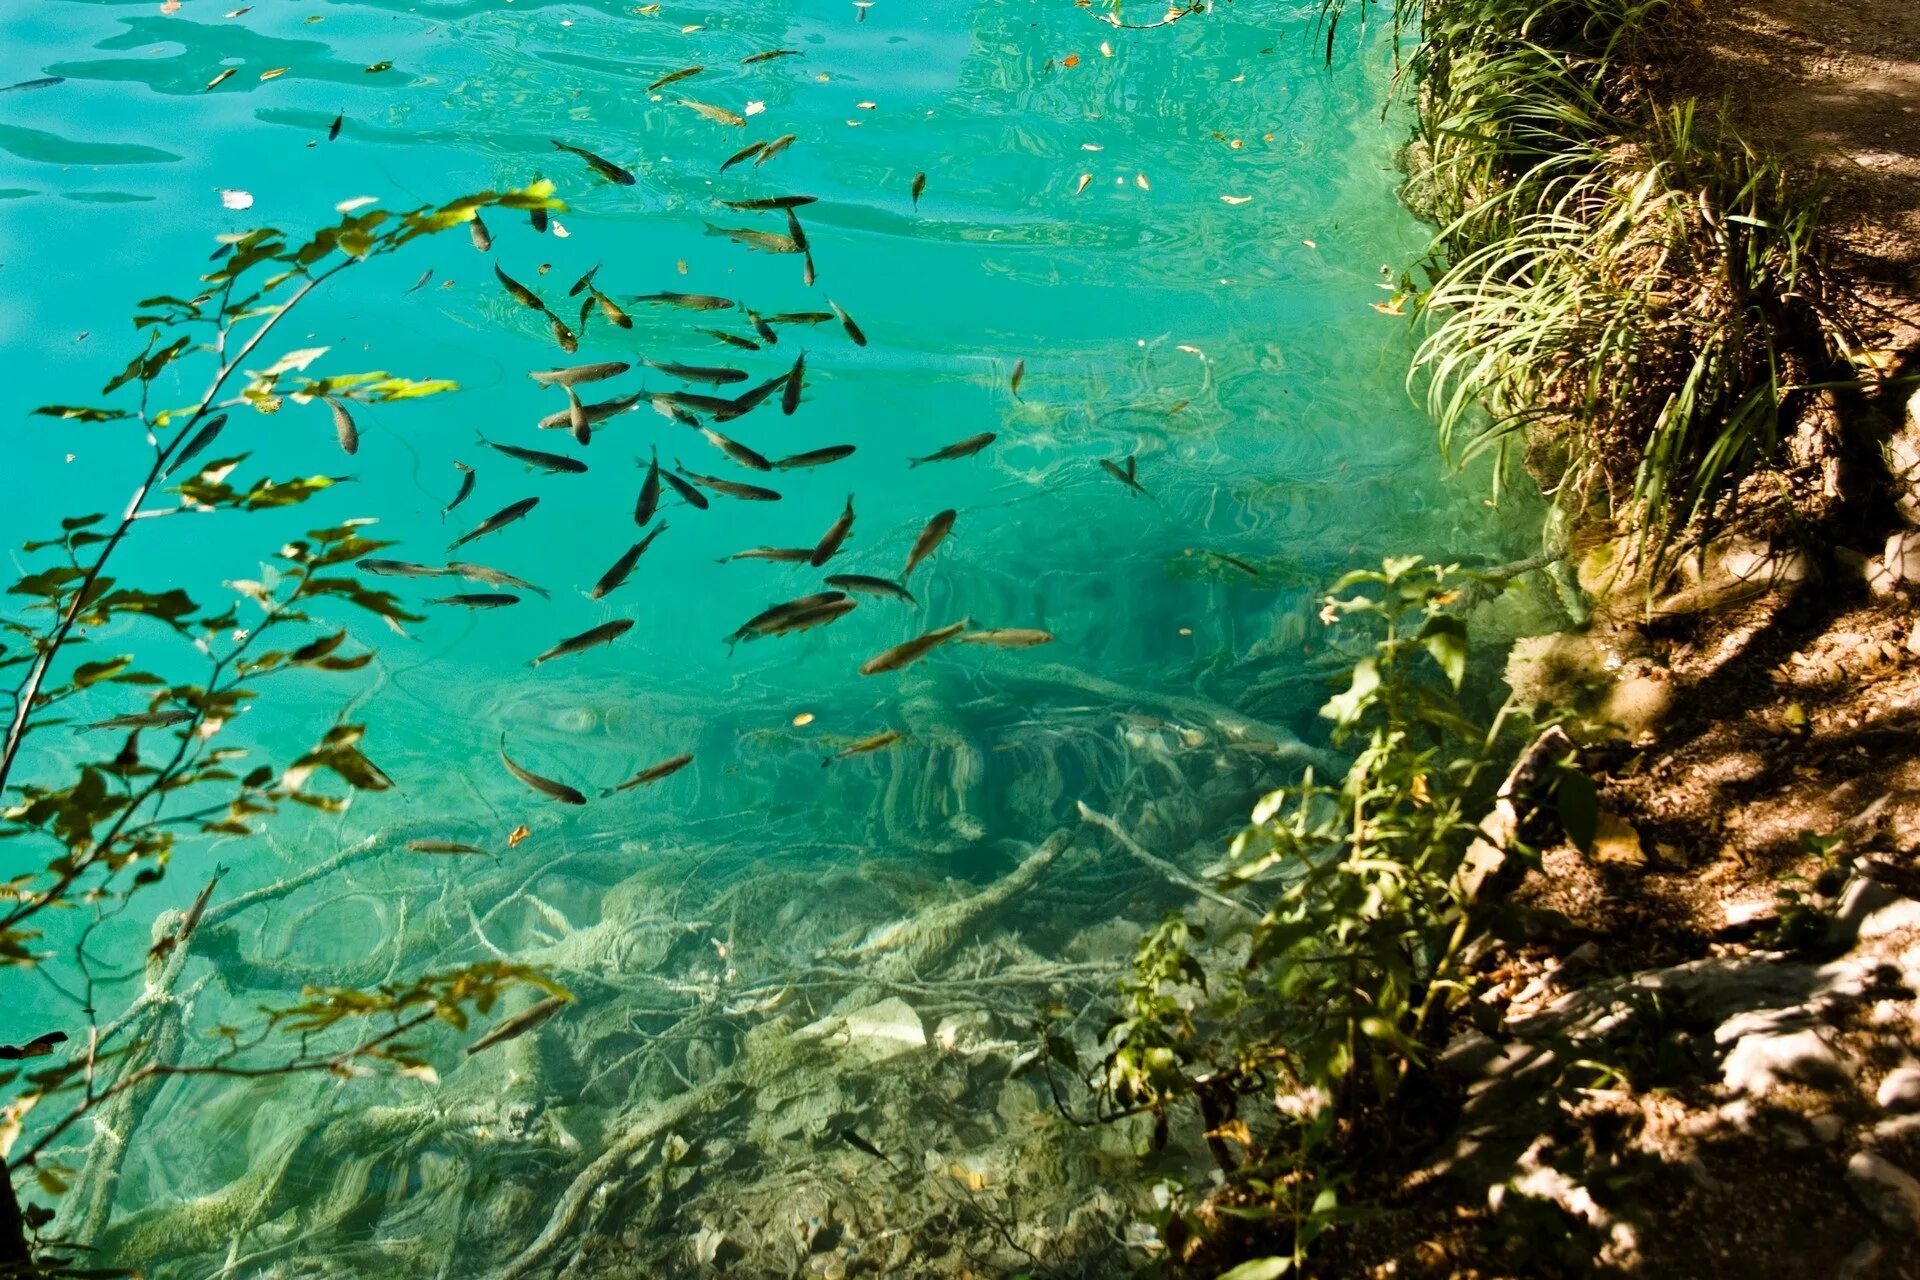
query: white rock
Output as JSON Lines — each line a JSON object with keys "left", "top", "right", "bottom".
{"left": 1847, "top": 1150, "right": 1920, "bottom": 1233}
{"left": 933, "top": 1011, "right": 1015, "bottom": 1057}
{"left": 1881, "top": 531, "right": 1920, "bottom": 588}
{"left": 1879, "top": 1066, "right": 1920, "bottom": 1113}
{"left": 797, "top": 997, "right": 927, "bottom": 1064}
{"left": 1720, "top": 1027, "right": 1850, "bottom": 1096}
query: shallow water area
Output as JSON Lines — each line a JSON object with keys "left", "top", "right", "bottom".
{"left": 2, "top": 0, "right": 1529, "bottom": 1274}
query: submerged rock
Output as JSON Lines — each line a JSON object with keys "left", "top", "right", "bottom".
{"left": 798, "top": 997, "right": 927, "bottom": 1064}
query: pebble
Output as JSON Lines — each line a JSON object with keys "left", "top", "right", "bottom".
{"left": 1879, "top": 1065, "right": 1920, "bottom": 1113}
{"left": 1720, "top": 1027, "right": 1850, "bottom": 1096}
{"left": 1846, "top": 1150, "right": 1920, "bottom": 1234}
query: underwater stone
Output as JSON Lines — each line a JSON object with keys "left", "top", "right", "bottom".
{"left": 798, "top": 996, "right": 927, "bottom": 1064}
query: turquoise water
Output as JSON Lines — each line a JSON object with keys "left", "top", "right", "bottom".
{"left": 2, "top": 1, "right": 1524, "bottom": 1274}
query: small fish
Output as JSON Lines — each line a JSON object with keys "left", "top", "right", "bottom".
{"left": 447, "top": 562, "right": 549, "bottom": 598}
{"left": 698, "top": 427, "right": 773, "bottom": 472}
{"left": 470, "top": 214, "right": 492, "bottom": 252}
{"left": 757, "top": 597, "right": 857, "bottom": 637}
{"left": 909, "top": 432, "right": 995, "bottom": 468}
{"left": 552, "top": 138, "right": 637, "bottom": 185}
{"left": 2, "top": 77, "right": 65, "bottom": 94}
{"left": 536, "top": 392, "right": 642, "bottom": 432}
{"left": 1206, "top": 550, "right": 1262, "bottom": 578}
{"left": 562, "top": 386, "right": 591, "bottom": 445}
{"left": 740, "top": 48, "right": 802, "bottom": 64}
{"left": 766, "top": 311, "right": 835, "bottom": 326}
{"left": 824, "top": 574, "right": 914, "bottom": 605}
{"left": 676, "top": 460, "right": 781, "bottom": 501}
{"left": 407, "top": 268, "right": 434, "bottom": 293}
{"left": 428, "top": 592, "right": 520, "bottom": 609}
{"left": 747, "top": 310, "right": 779, "bottom": 345}
{"left": 701, "top": 327, "right": 761, "bottom": 351}
{"left": 828, "top": 729, "right": 902, "bottom": 764}
{"left": 717, "top": 370, "right": 790, "bottom": 420}
{"left": 705, "top": 223, "right": 802, "bottom": 254}
{"left": 530, "top": 207, "right": 550, "bottom": 234}
{"left": 828, "top": 299, "right": 866, "bottom": 346}
{"left": 327, "top": 109, "right": 342, "bottom": 140}
{"left": 1099, "top": 455, "right": 1148, "bottom": 496}
{"left": 568, "top": 265, "right": 600, "bottom": 298}
{"left": 630, "top": 291, "right": 737, "bottom": 311}
{"left": 466, "top": 993, "right": 571, "bottom": 1054}
{"left": 810, "top": 494, "right": 854, "bottom": 567}
{"left": 359, "top": 558, "right": 448, "bottom": 579}
{"left": 656, "top": 389, "right": 738, "bottom": 417}
{"left": 635, "top": 448, "right": 662, "bottom": 525}
{"left": 721, "top": 140, "right": 768, "bottom": 171}
{"left": 166, "top": 412, "right": 229, "bottom": 475}
{"left": 450, "top": 496, "right": 540, "bottom": 550}
{"left": 785, "top": 207, "right": 810, "bottom": 255}
{"left": 476, "top": 433, "right": 587, "bottom": 475}
{"left": 645, "top": 358, "right": 748, "bottom": 385}
{"left": 494, "top": 262, "right": 546, "bottom": 312}
{"left": 548, "top": 312, "right": 580, "bottom": 355}
{"left": 661, "top": 468, "right": 710, "bottom": 510}
{"left": 1010, "top": 358, "right": 1025, "bottom": 398}
{"left": 652, "top": 395, "right": 703, "bottom": 427}
{"left": 835, "top": 1126, "right": 901, "bottom": 1170}
{"left": 782, "top": 352, "right": 804, "bottom": 415}
{"left": 858, "top": 619, "right": 969, "bottom": 675}
{"left": 801, "top": 247, "right": 817, "bottom": 287}
{"left": 406, "top": 839, "right": 493, "bottom": 856}
{"left": 0, "top": 1031, "right": 68, "bottom": 1062}
{"left": 604, "top": 752, "right": 694, "bottom": 794}
{"left": 717, "top": 546, "right": 816, "bottom": 563}
{"left": 324, "top": 396, "right": 359, "bottom": 455}
{"left": 911, "top": 172, "right": 926, "bottom": 207}
{"left": 680, "top": 98, "right": 746, "bottom": 126}
{"left": 532, "top": 618, "right": 634, "bottom": 666}
{"left": 590, "top": 523, "right": 668, "bottom": 599}
{"left": 84, "top": 710, "right": 193, "bottom": 732}
{"left": 773, "top": 444, "right": 855, "bottom": 469}
{"left": 901, "top": 509, "right": 955, "bottom": 580}
{"left": 647, "top": 64, "right": 704, "bottom": 91}
{"left": 958, "top": 628, "right": 1054, "bottom": 648}
{"left": 728, "top": 591, "right": 847, "bottom": 648}
{"left": 591, "top": 288, "right": 633, "bottom": 329}
{"left": 720, "top": 194, "right": 817, "bottom": 211}
{"left": 529, "top": 361, "right": 630, "bottom": 388}
{"left": 756, "top": 133, "right": 797, "bottom": 166}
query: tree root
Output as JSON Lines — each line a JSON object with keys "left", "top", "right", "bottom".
{"left": 1076, "top": 802, "right": 1259, "bottom": 922}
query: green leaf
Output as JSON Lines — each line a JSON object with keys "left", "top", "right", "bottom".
{"left": 34, "top": 405, "right": 131, "bottom": 423}
{"left": 72, "top": 656, "right": 133, "bottom": 687}
{"left": 1418, "top": 614, "right": 1469, "bottom": 689}
{"left": 1319, "top": 657, "right": 1380, "bottom": 729}
{"left": 1555, "top": 767, "right": 1599, "bottom": 853}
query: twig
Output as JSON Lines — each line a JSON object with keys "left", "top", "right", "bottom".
{"left": 1076, "top": 802, "right": 1259, "bottom": 921}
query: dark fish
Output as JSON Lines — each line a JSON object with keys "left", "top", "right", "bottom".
{"left": 828, "top": 299, "right": 866, "bottom": 346}
{"left": 590, "top": 523, "right": 668, "bottom": 599}
{"left": 773, "top": 444, "right": 855, "bottom": 469}
{"left": 165, "top": 412, "right": 229, "bottom": 476}
{"left": 766, "top": 311, "right": 836, "bottom": 325}
{"left": 635, "top": 448, "right": 662, "bottom": 526}
{"left": 1010, "top": 358, "right": 1025, "bottom": 398}
{"left": 548, "top": 312, "right": 580, "bottom": 355}
{"left": 428, "top": 592, "right": 520, "bottom": 609}
{"left": 537, "top": 392, "right": 641, "bottom": 431}
{"left": 757, "top": 597, "right": 856, "bottom": 637}
{"left": 958, "top": 628, "right": 1054, "bottom": 648}
{"left": 563, "top": 386, "right": 591, "bottom": 445}
{"left": 568, "top": 265, "right": 600, "bottom": 298}
{"left": 747, "top": 310, "right": 779, "bottom": 345}
{"left": 701, "top": 327, "right": 761, "bottom": 351}
{"left": 911, "top": 172, "right": 926, "bottom": 207}
{"left": 494, "top": 262, "right": 547, "bottom": 312}
{"left": 721, "top": 195, "right": 817, "bottom": 210}
{"left": 529, "top": 361, "right": 630, "bottom": 387}
{"left": 450, "top": 496, "right": 539, "bottom": 550}
{"left": 0, "top": 1031, "right": 68, "bottom": 1061}
{"left": 630, "top": 291, "right": 737, "bottom": 311}
{"left": 902, "top": 509, "right": 955, "bottom": 580}
{"left": 717, "top": 370, "right": 790, "bottom": 420}
{"left": 785, "top": 207, "right": 810, "bottom": 255}
{"left": 604, "top": 752, "right": 694, "bottom": 794}
{"left": 676, "top": 460, "right": 781, "bottom": 501}
{"left": 835, "top": 1126, "right": 901, "bottom": 1170}
{"left": 721, "top": 140, "right": 767, "bottom": 171}
{"left": 782, "top": 352, "right": 804, "bottom": 415}
{"left": 532, "top": 618, "right": 634, "bottom": 667}
{"left": 661, "top": 468, "right": 710, "bottom": 510}
{"left": 327, "top": 110, "right": 342, "bottom": 140}
{"left": 467, "top": 993, "right": 571, "bottom": 1054}
{"left": 698, "top": 426, "right": 772, "bottom": 472}
{"left": 824, "top": 574, "right": 914, "bottom": 605}
{"left": 407, "top": 268, "right": 434, "bottom": 293}
{"left": 801, "top": 246, "right": 817, "bottom": 288}
{"left": 756, "top": 133, "right": 796, "bottom": 166}
{"left": 447, "top": 562, "right": 549, "bottom": 598}
{"left": 858, "top": 619, "right": 969, "bottom": 675}
{"left": 84, "top": 710, "right": 193, "bottom": 731}
{"left": 828, "top": 729, "right": 902, "bottom": 764}
{"left": 406, "top": 839, "right": 493, "bottom": 856}
{"left": 656, "top": 389, "right": 738, "bottom": 417}
{"left": 470, "top": 214, "right": 492, "bottom": 253}
{"left": 647, "top": 64, "right": 704, "bottom": 91}
{"left": 909, "top": 432, "right": 995, "bottom": 468}
{"left": 1100, "top": 455, "right": 1148, "bottom": 496}
{"left": 810, "top": 494, "right": 854, "bottom": 567}
{"left": 591, "top": 288, "right": 633, "bottom": 329}
{"left": 439, "top": 464, "right": 474, "bottom": 518}
{"left": 530, "top": 207, "right": 550, "bottom": 234}
{"left": 727, "top": 591, "right": 847, "bottom": 649}
{"left": 552, "top": 139, "right": 636, "bottom": 185}
{"left": 652, "top": 395, "right": 703, "bottom": 427}
{"left": 359, "top": 558, "right": 448, "bottom": 579}
{"left": 324, "top": 396, "right": 359, "bottom": 455}
{"left": 705, "top": 223, "right": 801, "bottom": 254}
{"left": 680, "top": 99, "right": 746, "bottom": 126}
{"left": 476, "top": 433, "right": 587, "bottom": 474}
{"left": 1207, "top": 550, "right": 1262, "bottom": 578}
{"left": 645, "top": 358, "right": 748, "bottom": 385}
{"left": 717, "top": 546, "right": 815, "bottom": 563}
{"left": 740, "top": 48, "right": 802, "bottom": 64}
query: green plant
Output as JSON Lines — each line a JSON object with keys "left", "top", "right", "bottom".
{"left": 1, "top": 183, "right": 563, "bottom": 1277}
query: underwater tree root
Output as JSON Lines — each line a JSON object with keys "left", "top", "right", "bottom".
{"left": 1076, "top": 802, "right": 1259, "bottom": 922}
